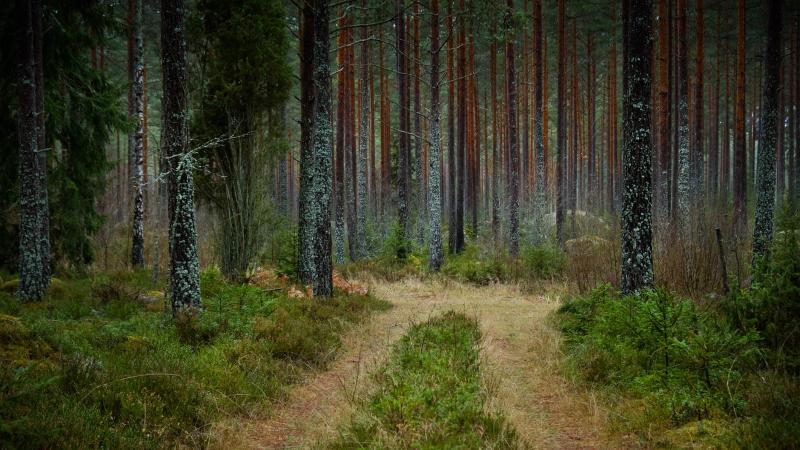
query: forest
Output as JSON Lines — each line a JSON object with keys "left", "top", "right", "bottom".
{"left": 1, "top": 0, "right": 799, "bottom": 448}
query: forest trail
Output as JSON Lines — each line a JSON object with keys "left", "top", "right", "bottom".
{"left": 223, "top": 278, "right": 609, "bottom": 449}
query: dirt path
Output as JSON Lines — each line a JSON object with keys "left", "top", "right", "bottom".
{"left": 221, "top": 278, "right": 610, "bottom": 449}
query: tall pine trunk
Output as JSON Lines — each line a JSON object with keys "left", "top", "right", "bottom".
{"left": 131, "top": 0, "right": 145, "bottom": 268}
{"left": 357, "top": 0, "right": 369, "bottom": 257}
{"left": 621, "top": 0, "right": 655, "bottom": 294}
{"left": 17, "top": 0, "right": 48, "bottom": 301}
{"left": 298, "top": 0, "right": 333, "bottom": 297}
{"left": 676, "top": 0, "right": 690, "bottom": 222}
{"left": 506, "top": 0, "right": 520, "bottom": 257}
{"left": 752, "top": 0, "right": 783, "bottom": 266}
{"left": 556, "top": 0, "right": 566, "bottom": 246}
{"left": 532, "top": 0, "right": 546, "bottom": 244}
{"left": 733, "top": 0, "right": 747, "bottom": 233}
{"left": 428, "top": 0, "right": 444, "bottom": 271}
{"left": 161, "top": 0, "right": 201, "bottom": 310}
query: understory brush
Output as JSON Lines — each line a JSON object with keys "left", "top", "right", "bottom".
{"left": 0, "top": 267, "right": 387, "bottom": 449}
{"left": 557, "top": 212, "right": 800, "bottom": 448}
{"left": 330, "top": 311, "right": 522, "bottom": 449}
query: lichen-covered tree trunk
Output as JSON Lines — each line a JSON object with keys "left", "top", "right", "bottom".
{"left": 32, "top": 0, "right": 50, "bottom": 286}
{"left": 490, "top": 23, "right": 500, "bottom": 245}
{"left": 708, "top": 12, "right": 720, "bottom": 203}
{"left": 428, "top": 0, "right": 443, "bottom": 272}
{"left": 506, "top": 0, "right": 519, "bottom": 258}
{"left": 621, "top": 0, "right": 655, "bottom": 294}
{"left": 675, "top": 0, "right": 690, "bottom": 223}
{"left": 656, "top": 0, "right": 670, "bottom": 218}
{"left": 131, "top": 0, "right": 145, "bottom": 268}
{"left": 752, "top": 0, "right": 783, "bottom": 266}
{"left": 396, "top": 0, "right": 410, "bottom": 258}
{"left": 357, "top": 0, "right": 369, "bottom": 258}
{"left": 556, "top": 0, "right": 566, "bottom": 246}
{"left": 454, "top": 0, "right": 466, "bottom": 254}
{"left": 298, "top": 0, "right": 333, "bottom": 297}
{"left": 447, "top": 8, "right": 456, "bottom": 254}
{"left": 17, "top": 0, "right": 47, "bottom": 301}
{"left": 532, "top": 0, "right": 546, "bottom": 245}
{"left": 412, "top": 5, "right": 425, "bottom": 246}
{"left": 334, "top": 19, "right": 347, "bottom": 263}
{"left": 733, "top": 0, "right": 747, "bottom": 233}
{"left": 161, "top": 0, "right": 201, "bottom": 311}
{"left": 692, "top": 0, "right": 704, "bottom": 203}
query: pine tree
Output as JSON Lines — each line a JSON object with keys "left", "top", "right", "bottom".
{"left": 620, "top": 0, "right": 655, "bottom": 294}
{"left": 298, "top": 0, "right": 333, "bottom": 297}
{"left": 676, "top": 0, "right": 690, "bottom": 222}
{"left": 161, "top": 0, "right": 201, "bottom": 311}
{"left": 532, "top": 0, "right": 546, "bottom": 244}
{"left": 733, "top": 0, "right": 747, "bottom": 233}
{"left": 16, "top": 0, "right": 48, "bottom": 301}
{"left": 752, "top": 0, "right": 783, "bottom": 267}
{"left": 506, "top": 0, "right": 519, "bottom": 257}
{"left": 130, "top": 0, "right": 145, "bottom": 268}
{"left": 356, "top": 0, "right": 368, "bottom": 258}
{"left": 428, "top": 0, "right": 444, "bottom": 271}
{"left": 556, "top": 0, "right": 566, "bottom": 246}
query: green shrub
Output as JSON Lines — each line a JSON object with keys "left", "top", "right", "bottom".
{"left": 558, "top": 286, "right": 761, "bottom": 424}
{"left": 521, "top": 242, "right": 565, "bottom": 278}
{"left": 442, "top": 245, "right": 509, "bottom": 285}
{"left": 723, "top": 208, "right": 800, "bottom": 373}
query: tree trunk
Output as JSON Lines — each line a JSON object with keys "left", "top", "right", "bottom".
{"left": 455, "top": 0, "right": 466, "bottom": 253}
{"left": 656, "top": 0, "right": 670, "bottom": 218}
{"left": 334, "top": 19, "right": 346, "bottom": 263}
{"left": 413, "top": 4, "right": 424, "bottom": 245}
{"left": 506, "top": 0, "right": 520, "bottom": 257}
{"left": 676, "top": 0, "right": 690, "bottom": 222}
{"left": 357, "top": 0, "right": 369, "bottom": 257}
{"left": 131, "top": 0, "right": 145, "bottom": 268}
{"left": 733, "top": 0, "right": 747, "bottom": 233}
{"left": 428, "top": 0, "right": 444, "bottom": 271}
{"left": 692, "top": 0, "right": 704, "bottom": 202}
{"left": 556, "top": 0, "right": 566, "bottom": 246}
{"left": 17, "top": 0, "right": 48, "bottom": 301}
{"left": 752, "top": 0, "right": 783, "bottom": 265}
{"left": 708, "top": 11, "right": 720, "bottom": 203}
{"left": 396, "top": 0, "right": 411, "bottom": 258}
{"left": 490, "top": 23, "right": 500, "bottom": 244}
{"left": 533, "top": 0, "right": 546, "bottom": 244}
{"left": 447, "top": 7, "right": 457, "bottom": 253}
{"left": 161, "top": 0, "right": 201, "bottom": 310}
{"left": 621, "top": 0, "right": 655, "bottom": 294}
{"left": 32, "top": 0, "right": 50, "bottom": 285}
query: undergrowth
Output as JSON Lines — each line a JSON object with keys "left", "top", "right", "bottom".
{"left": 556, "top": 210, "right": 800, "bottom": 449}
{"left": 330, "top": 311, "right": 523, "bottom": 449}
{"left": 0, "top": 267, "right": 388, "bottom": 449}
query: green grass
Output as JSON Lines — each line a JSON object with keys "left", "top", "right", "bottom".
{"left": 330, "top": 311, "right": 522, "bottom": 449}
{"left": 0, "top": 267, "right": 388, "bottom": 449}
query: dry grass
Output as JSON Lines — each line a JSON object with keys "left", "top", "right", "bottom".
{"left": 217, "top": 277, "right": 625, "bottom": 449}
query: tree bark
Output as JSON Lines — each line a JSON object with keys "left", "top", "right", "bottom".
{"left": 556, "top": 0, "right": 566, "bottom": 246}
{"left": 733, "top": 0, "right": 747, "bottom": 233}
{"left": 752, "top": 0, "right": 783, "bottom": 265}
{"left": 131, "top": 0, "right": 145, "bottom": 268}
{"left": 428, "top": 0, "right": 444, "bottom": 271}
{"left": 161, "top": 0, "right": 201, "bottom": 310}
{"left": 506, "top": 0, "right": 520, "bottom": 257}
{"left": 621, "top": 0, "right": 655, "bottom": 294}
{"left": 17, "top": 0, "right": 48, "bottom": 301}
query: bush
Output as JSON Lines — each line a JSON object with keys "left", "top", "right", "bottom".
{"left": 0, "top": 269, "right": 388, "bottom": 448}
{"left": 558, "top": 286, "right": 761, "bottom": 425}
{"left": 521, "top": 242, "right": 565, "bottom": 278}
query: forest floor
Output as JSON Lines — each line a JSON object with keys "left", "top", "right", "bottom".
{"left": 219, "top": 277, "right": 620, "bottom": 449}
